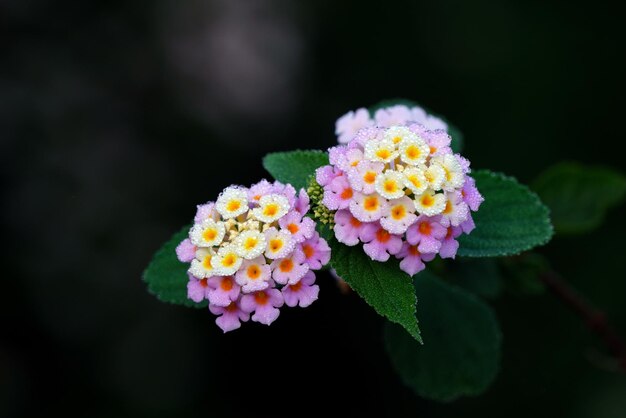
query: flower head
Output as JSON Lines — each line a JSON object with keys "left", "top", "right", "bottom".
{"left": 318, "top": 114, "right": 482, "bottom": 276}
{"left": 177, "top": 180, "right": 330, "bottom": 332}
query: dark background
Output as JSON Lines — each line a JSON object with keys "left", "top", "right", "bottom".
{"left": 2, "top": 0, "right": 626, "bottom": 417}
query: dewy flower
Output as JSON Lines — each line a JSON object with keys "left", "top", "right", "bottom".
{"left": 316, "top": 121, "right": 483, "bottom": 276}
{"left": 176, "top": 180, "right": 330, "bottom": 333}
{"left": 334, "top": 103, "right": 448, "bottom": 145}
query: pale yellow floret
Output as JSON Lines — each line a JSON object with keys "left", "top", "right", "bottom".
{"left": 188, "top": 248, "right": 215, "bottom": 278}
{"left": 364, "top": 138, "right": 398, "bottom": 163}
{"left": 424, "top": 164, "right": 446, "bottom": 191}
{"left": 403, "top": 166, "right": 428, "bottom": 195}
{"left": 383, "top": 126, "right": 415, "bottom": 146}
{"left": 399, "top": 137, "right": 429, "bottom": 166}
{"left": 233, "top": 230, "right": 266, "bottom": 259}
{"left": 374, "top": 170, "right": 406, "bottom": 200}
{"left": 216, "top": 187, "right": 249, "bottom": 219}
{"left": 251, "top": 194, "right": 290, "bottom": 223}
{"left": 432, "top": 154, "right": 465, "bottom": 191}
{"left": 414, "top": 189, "right": 446, "bottom": 216}
{"left": 189, "top": 219, "right": 226, "bottom": 247}
{"left": 211, "top": 245, "right": 243, "bottom": 276}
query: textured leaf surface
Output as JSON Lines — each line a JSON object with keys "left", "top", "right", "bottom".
{"left": 262, "top": 150, "right": 329, "bottom": 191}
{"left": 143, "top": 226, "right": 206, "bottom": 308}
{"left": 330, "top": 240, "right": 421, "bottom": 342}
{"left": 384, "top": 271, "right": 501, "bottom": 401}
{"left": 532, "top": 162, "right": 626, "bottom": 234}
{"left": 458, "top": 170, "right": 553, "bottom": 257}
{"left": 368, "top": 98, "right": 463, "bottom": 153}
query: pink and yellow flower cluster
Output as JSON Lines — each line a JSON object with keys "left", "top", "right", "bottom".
{"left": 317, "top": 123, "right": 483, "bottom": 276}
{"left": 176, "top": 180, "right": 330, "bottom": 333}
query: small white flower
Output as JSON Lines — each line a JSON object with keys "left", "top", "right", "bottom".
{"left": 380, "top": 196, "right": 418, "bottom": 234}
{"left": 364, "top": 138, "right": 398, "bottom": 163}
{"left": 349, "top": 193, "right": 389, "bottom": 222}
{"left": 189, "top": 219, "right": 225, "bottom": 247}
{"left": 440, "top": 191, "right": 470, "bottom": 227}
{"left": 414, "top": 189, "right": 446, "bottom": 216}
{"left": 375, "top": 170, "right": 406, "bottom": 200}
{"left": 399, "top": 136, "right": 429, "bottom": 166}
{"left": 384, "top": 125, "right": 415, "bottom": 146}
{"left": 403, "top": 166, "right": 428, "bottom": 195}
{"left": 264, "top": 227, "right": 295, "bottom": 259}
{"left": 432, "top": 154, "right": 465, "bottom": 191}
{"left": 424, "top": 164, "right": 446, "bottom": 191}
{"left": 211, "top": 244, "right": 243, "bottom": 276}
{"left": 215, "top": 187, "right": 249, "bottom": 219}
{"left": 189, "top": 248, "right": 215, "bottom": 278}
{"left": 251, "top": 194, "right": 290, "bottom": 223}
{"left": 233, "top": 230, "right": 266, "bottom": 260}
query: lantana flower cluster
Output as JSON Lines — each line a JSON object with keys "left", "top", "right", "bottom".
{"left": 335, "top": 104, "right": 448, "bottom": 144}
{"left": 316, "top": 123, "right": 483, "bottom": 276}
{"left": 175, "top": 180, "right": 330, "bottom": 333}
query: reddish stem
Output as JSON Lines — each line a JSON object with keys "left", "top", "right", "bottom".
{"left": 540, "top": 270, "right": 626, "bottom": 372}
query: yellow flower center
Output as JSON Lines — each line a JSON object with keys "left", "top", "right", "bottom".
{"left": 407, "top": 175, "right": 421, "bottom": 189}
{"left": 391, "top": 204, "right": 406, "bottom": 220}
{"left": 376, "top": 149, "right": 391, "bottom": 160}
{"left": 364, "top": 171, "right": 377, "bottom": 184}
{"left": 364, "top": 196, "right": 379, "bottom": 211}
{"left": 406, "top": 145, "right": 420, "bottom": 160}
{"left": 263, "top": 203, "right": 279, "bottom": 217}
{"left": 420, "top": 194, "right": 435, "bottom": 207}
{"left": 269, "top": 238, "right": 283, "bottom": 252}
{"left": 244, "top": 237, "right": 258, "bottom": 250}
{"left": 227, "top": 200, "right": 241, "bottom": 212}
{"left": 202, "top": 228, "right": 217, "bottom": 242}
{"left": 247, "top": 265, "right": 261, "bottom": 279}
{"left": 222, "top": 253, "right": 237, "bottom": 267}
{"left": 384, "top": 180, "right": 398, "bottom": 193}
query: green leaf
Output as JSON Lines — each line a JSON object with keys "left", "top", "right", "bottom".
{"left": 262, "top": 150, "right": 329, "bottom": 191}
{"left": 532, "top": 162, "right": 626, "bottom": 235}
{"left": 446, "top": 259, "right": 502, "bottom": 299}
{"left": 457, "top": 170, "right": 553, "bottom": 257}
{"left": 368, "top": 98, "right": 463, "bottom": 153}
{"left": 329, "top": 240, "right": 421, "bottom": 343}
{"left": 143, "top": 226, "right": 206, "bottom": 308}
{"left": 384, "top": 271, "right": 501, "bottom": 402}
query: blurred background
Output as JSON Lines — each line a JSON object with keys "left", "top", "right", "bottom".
{"left": 2, "top": 0, "right": 625, "bottom": 416}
